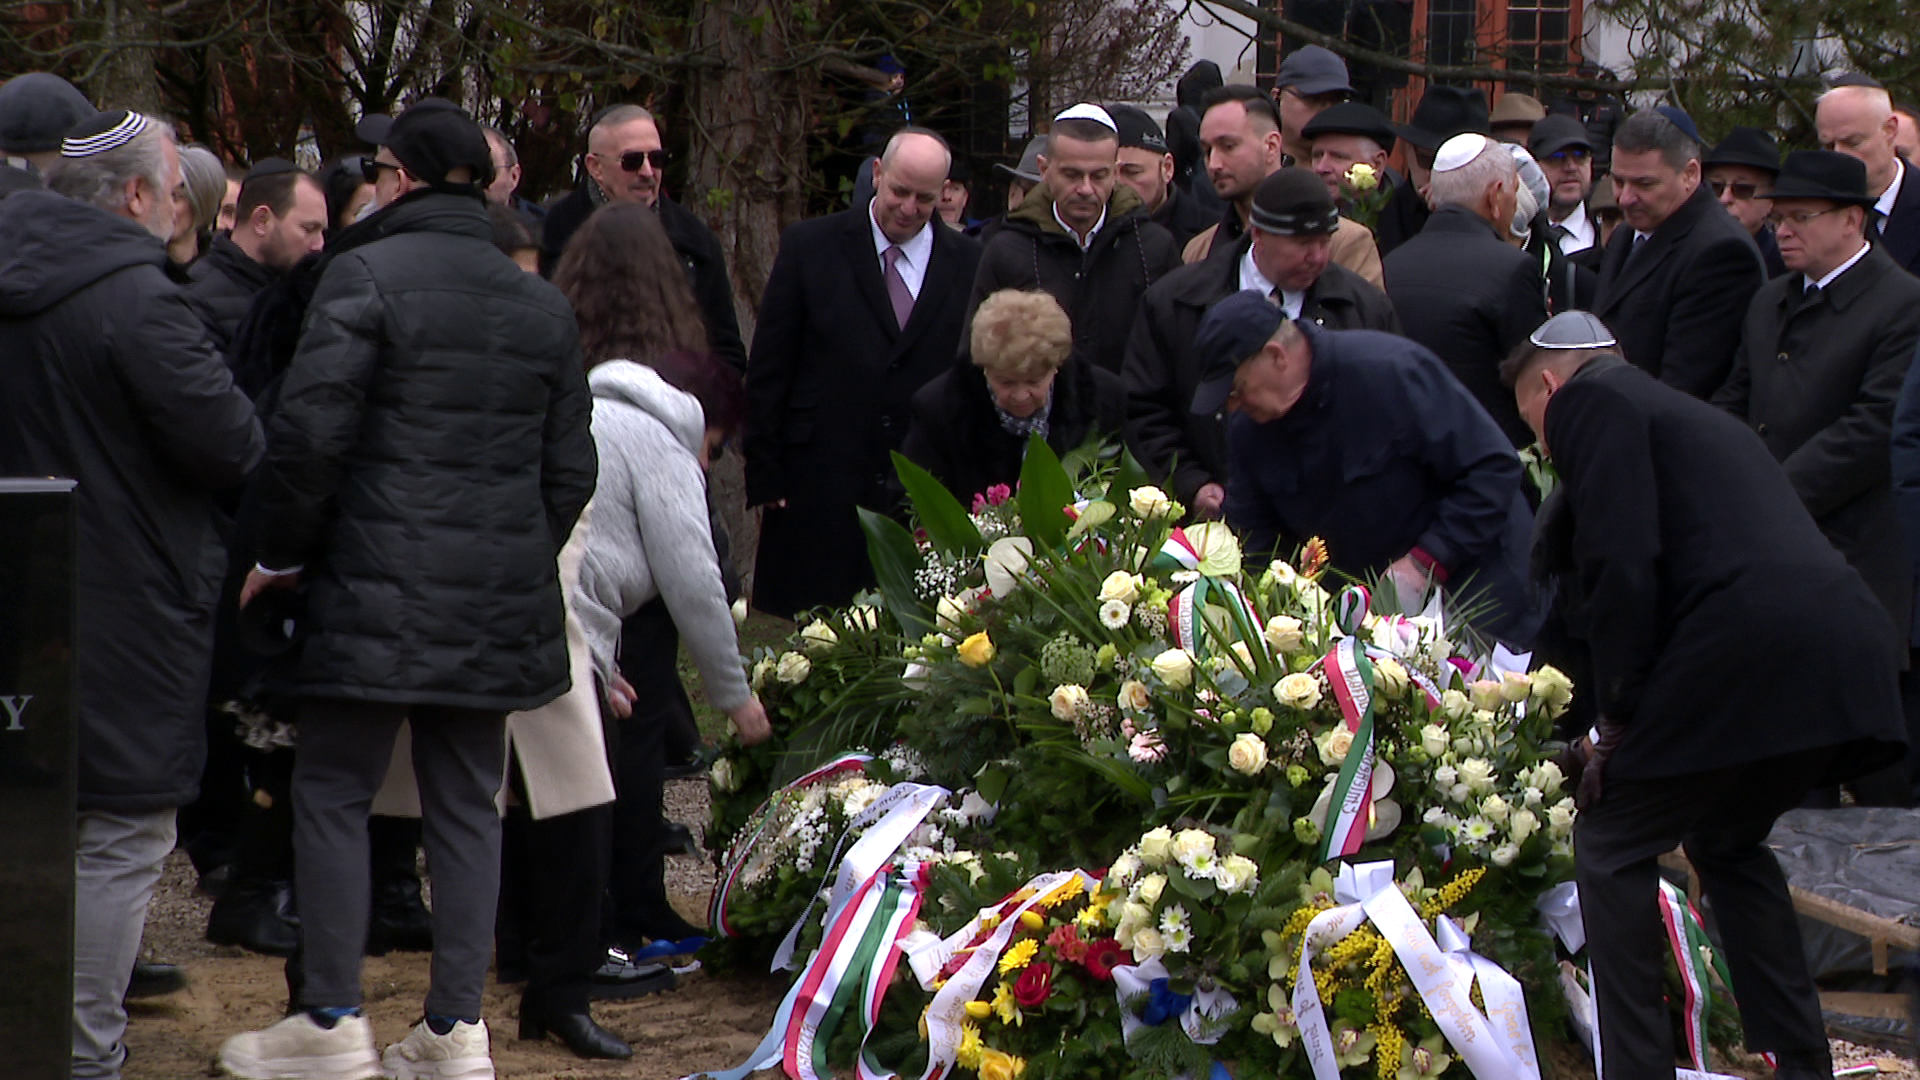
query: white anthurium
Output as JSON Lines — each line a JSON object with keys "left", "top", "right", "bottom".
{"left": 983, "top": 536, "right": 1035, "bottom": 597}
{"left": 1307, "top": 763, "right": 1403, "bottom": 843}
{"left": 902, "top": 660, "right": 932, "bottom": 691}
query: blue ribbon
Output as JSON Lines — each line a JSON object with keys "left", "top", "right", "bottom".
{"left": 1142, "top": 978, "right": 1194, "bottom": 1027}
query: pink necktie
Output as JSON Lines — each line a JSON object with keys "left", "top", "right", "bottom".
{"left": 883, "top": 245, "right": 914, "bottom": 330}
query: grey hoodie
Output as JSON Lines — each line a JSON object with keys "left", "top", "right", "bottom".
{"left": 576, "top": 360, "right": 751, "bottom": 711}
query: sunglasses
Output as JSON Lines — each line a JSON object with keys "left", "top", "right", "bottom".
{"left": 1544, "top": 149, "right": 1592, "bottom": 164}
{"left": 1709, "top": 179, "right": 1761, "bottom": 200}
{"left": 359, "top": 157, "right": 402, "bottom": 178}
{"left": 616, "top": 149, "right": 669, "bottom": 172}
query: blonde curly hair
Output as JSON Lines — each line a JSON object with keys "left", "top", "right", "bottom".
{"left": 971, "top": 289, "right": 1073, "bottom": 380}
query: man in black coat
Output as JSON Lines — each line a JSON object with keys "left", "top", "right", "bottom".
{"left": 1506, "top": 320, "right": 1905, "bottom": 1080}
{"left": 1197, "top": 292, "right": 1537, "bottom": 643}
{"left": 1378, "top": 86, "right": 1492, "bottom": 256}
{"left": 1703, "top": 127, "right": 1790, "bottom": 278}
{"left": 185, "top": 161, "right": 328, "bottom": 393}
{"left": 1126, "top": 168, "right": 1398, "bottom": 517}
{"left": 1109, "top": 104, "right": 1212, "bottom": 251}
{"left": 539, "top": 104, "right": 746, "bottom": 371}
{"left": 224, "top": 100, "right": 596, "bottom": 1076}
{"left": 1531, "top": 115, "right": 1603, "bottom": 272}
{"left": 1717, "top": 150, "right": 1920, "bottom": 806}
{"left": 0, "top": 111, "right": 264, "bottom": 1080}
{"left": 1385, "top": 134, "right": 1547, "bottom": 447}
{"left": 967, "top": 104, "right": 1180, "bottom": 373}
{"left": 746, "top": 129, "right": 982, "bottom": 619}
{"left": 1817, "top": 83, "right": 1920, "bottom": 275}
{"left": 1594, "top": 110, "right": 1765, "bottom": 398}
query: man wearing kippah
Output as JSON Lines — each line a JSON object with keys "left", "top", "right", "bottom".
{"left": 1126, "top": 167, "right": 1397, "bottom": 520}
{"left": 1189, "top": 290, "right": 1537, "bottom": 643}
{"left": 0, "top": 108, "right": 264, "bottom": 1080}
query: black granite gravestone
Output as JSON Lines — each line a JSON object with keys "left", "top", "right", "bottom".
{"left": 0, "top": 479, "right": 77, "bottom": 1079}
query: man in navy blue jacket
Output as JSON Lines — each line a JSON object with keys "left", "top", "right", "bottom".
{"left": 1193, "top": 290, "right": 1538, "bottom": 643}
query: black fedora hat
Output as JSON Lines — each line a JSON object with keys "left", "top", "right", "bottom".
{"left": 1758, "top": 150, "right": 1877, "bottom": 207}
{"left": 1391, "top": 85, "right": 1490, "bottom": 150}
{"left": 1703, "top": 127, "right": 1781, "bottom": 175}
{"left": 1301, "top": 102, "right": 1397, "bottom": 151}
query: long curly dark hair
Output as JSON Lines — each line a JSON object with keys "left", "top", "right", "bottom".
{"left": 552, "top": 202, "right": 710, "bottom": 369}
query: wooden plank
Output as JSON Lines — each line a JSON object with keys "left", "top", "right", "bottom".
{"left": 1819, "top": 991, "right": 1915, "bottom": 1021}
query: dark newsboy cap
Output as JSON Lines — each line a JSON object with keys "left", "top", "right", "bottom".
{"left": 1302, "top": 102, "right": 1397, "bottom": 151}
{"left": 356, "top": 98, "right": 494, "bottom": 192}
{"left": 1392, "top": 85, "right": 1489, "bottom": 150}
{"left": 1110, "top": 104, "right": 1169, "bottom": 156}
{"left": 1191, "top": 290, "right": 1286, "bottom": 416}
{"left": 1275, "top": 46, "right": 1353, "bottom": 98}
{"left": 1528, "top": 114, "right": 1593, "bottom": 160}
{"left": 1758, "top": 150, "right": 1877, "bottom": 207}
{"left": 1250, "top": 167, "right": 1340, "bottom": 236}
{"left": 1703, "top": 127, "right": 1781, "bottom": 175}
{"left": 0, "top": 73, "right": 96, "bottom": 155}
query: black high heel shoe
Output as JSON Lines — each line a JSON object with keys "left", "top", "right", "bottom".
{"left": 518, "top": 1001, "right": 633, "bottom": 1060}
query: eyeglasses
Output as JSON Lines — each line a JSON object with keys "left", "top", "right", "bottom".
{"left": 1709, "top": 179, "right": 1761, "bottom": 200}
{"left": 1766, "top": 207, "right": 1844, "bottom": 229}
{"left": 359, "top": 157, "right": 402, "bottom": 178}
{"left": 617, "top": 149, "right": 669, "bottom": 172}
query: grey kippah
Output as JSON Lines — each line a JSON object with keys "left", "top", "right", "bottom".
{"left": 1528, "top": 311, "right": 1617, "bottom": 350}
{"left": 0, "top": 73, "right": 96, "bottom": 155}
{"left": 62, "top": 110, "right": 151, "bottom": 158}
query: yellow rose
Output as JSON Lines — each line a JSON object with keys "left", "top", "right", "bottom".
{"left": 1184, "top": 521, "right": 1243, "bottom": 576}
{"left": 1345, "top": 162, "right": 1380, "bottom": 191}
{"left": 1228, "top": 732, "right": 1269, "bottom": 775}
{"left": 1151, "top": 648, "right": 1194, "bottom": 689}
{"left": 1128, "top": 485, "right": 1176, "bottom": 520}
{"left": 1099, "top": 570, "right": 1143, "bottom": 603}
{"left": 1049, "top": 683, "right": 1091, "bottom": 721}
{"left": 1263, "top": 615, "right": 1305, "bottom": 653}
{"left": 958, "top": 632, "right": 996, "bottom": 668}
{"left": 1275, "top": 672, "right": 1322, "bottom": 710}
{"left": 979, "top": 1049, "right": 1017, "bottom": 1080}
{"left": 1117, "top": 679, "right": 1152, "bottom": 713}
{"left": 800, "top": 620, "right": 839, "bottom": 654}
{"left": 774, "top": 651, "right": 812, "bottom": 685}
{"left": 1316, "top": 726, "right": 1354, "bottom": 766}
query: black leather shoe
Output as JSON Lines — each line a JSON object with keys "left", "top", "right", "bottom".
{"left": 587, "top": 947, "right": 678, "bottom": 1001}
{"left": 206, "top": 881, "right": 300, "bottom": 957}
{"left": 519, "top": 1003, "right": 633, "bottom": 1060}
{"left": 125, "top": 961, "right": 187, "bottom": 1000}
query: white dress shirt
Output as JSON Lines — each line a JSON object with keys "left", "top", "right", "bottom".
{"left": 1552, "top": 201, "right": 1596, "bottom": 255}
{"left": 1238, "top": 246, "right": 1302, "bottom": 318}
{"left": 1875, "top": 158, "right": 1905, "bottom": 235}
{"left": 1053, "top": 202, "right": 1108, "bottom": 251}
{"left": 869, "top": 199, "right": 934, "bottom": 298}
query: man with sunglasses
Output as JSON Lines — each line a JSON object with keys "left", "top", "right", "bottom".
{"left": 538, "top": 104, "right": 746, "bottom": 371}
{"left": 1529, "top": 114, "right": 1602, "bottom": 271}
{"left": 1716, "top": 151, "right": 1920, "bottom": 809}
{"left": 1703, "top": 127, "right": 1789, "bottom": 278}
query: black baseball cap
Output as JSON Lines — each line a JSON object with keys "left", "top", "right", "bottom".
{"left": 1110, "top": 104, "right": 1169, "bottom": 155}
{"left": 1528, "top": 114, "right": 1594, "bottom": 160}
{"left": 354, "top": 98, "right": 494, "bottom": 192}
{"left": 1191, "top": 290, "right": 1287, "bottom": 415}
{"left": 1275, "top": 46, "right": 1353, "bottom": 98}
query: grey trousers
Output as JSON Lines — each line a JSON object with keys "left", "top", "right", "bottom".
{"left": 73, "top": 808, "right": 177, "bottom": 1080}
{"left": 292, "top": 699, "right": 505, "bottom": 1017}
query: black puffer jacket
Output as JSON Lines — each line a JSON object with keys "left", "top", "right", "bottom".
{"left": 185, "top": 233, "right": 278, "bottom": 378}
{"left": 254, "top": 191, "right": 597, "bottom": 712}
{"left": 967, "top": 184, "right": 1181, "bottom": 373}
{"left": 0, "top": 190, "right": 265, "bottom": 811}
{"left": 899, "top": 354, "right": 1127, "bottom": 507}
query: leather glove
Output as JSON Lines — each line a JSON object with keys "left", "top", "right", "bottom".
{"left": 1576, "top": 716, "right": 1624, "bottom": 811}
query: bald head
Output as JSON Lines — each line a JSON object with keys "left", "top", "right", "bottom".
{"left": 871, "top": 129, "right": 950, "bottom": 243}
{"left": 1817, "top": 84, "right": 1900, "bottom": 195}
{"left": 585, "top": 105, "right": 664, "bottom": 206}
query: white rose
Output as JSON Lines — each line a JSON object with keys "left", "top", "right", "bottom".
{"left": 751, "top": 657, "right": 776, "bottom": 689}
{"left": 1457, "top": 757, "right": 1495, "bottom": 793}
{"left": 1128, "top": 485, "right": 1175, "bottom": 520}
{"left": 1228, "top": 732, "right": 1270, "bottom": 775}
{"left": 1420, "top": 724, "right": 1449, "bottom": 758}
{"left": 775, "top": 651, "right": 812, "bottom": 685}
{"left": 1374, "top": 658, "right": 1410, "bottom": 699}
{"left": 1480, "top": 793, "right": 1511, "bottom": 824}
{"left": 710, "top": 757, "right": 739, "bottom": 793}
{"left": 731, "top": 598, "right": 748, "bottom": 625}
{"left": 1049, "top": 684, "right": 1091, "bottom": 722}
{"left": 1151, "top": 648, "right": 1195, "bottom": 689}
{"left": 1490, "top": 843, "right": 1520, "bottom": 867}
{"left": 1531, "top": 760, "right": 1566, "bottom": 796}
{"left": 800, "top": 620, "right": 840, "bottom": 654}
{"left": 1450, "top": 783, "right": 1472, "bottom": 803}
{"left": 1117, "top": 679, "right": 1152, "bottom": 713}
{"left": 1275, "top": 672, "right": 1322, "bottom": 710}
{"left": 1229, "top": 640, "right": 1256, "bottom": 670}
{"left": 1315, "top": 726, "right": 1354, "bottom": 766}
{"left": 1500, "top": 670, "right": 1533, "bottom": 703}
{"left": 848, "top": 605, "right": 881, "bottom": 631}
{"left": 1547, "top": 800, "right": 1576, "bottom": 839}
{"left": 1130, "top": 927, "right": 1167, "bottom": 961}
{"left": 902, "top": 660, "right": 932, "bottom": 690}
{"left": 1263, "top": 616, "right": 1305, "bottom": 654}
{"left": 1531, "top": 665, "right": 1575, "bottom": 708}
{"left": 1109, "top": 851, "right": 1143, "bottom": 886}
{"left": 1099, "top": 599, "right": 1132, "bottom": 629}
{"left": 1133, "top": 873, "right": 1167, "bottom": 905}
{"left": 1099, "top": 571, "right": 1143, "bottom": 603}
{"left": 936, "top": 594, "right": 967, "bottom": 631}
{"left": 1433, "top": 763, "right": 1458, "bottom": 787}
{"left": 1122, "top": 901, "right": 1154, "bottom": 927}
{"left": 1137, "top": 826, "right": 1174, "bottom": 866}
{"left": 1440, "top": 689, "right": 1473, "bottom": 722}
{"left": 1171, "top": 828, "right": 1216, "bottom": 864}
{"left": 1216, "top": 854, "right": 1260, "bottom": 894}
{"left": 1470, "top": 680, "right": 1505, "bottom": 712}
{"left": 1508, "top": 807, "right": 1539, "bottom": 843}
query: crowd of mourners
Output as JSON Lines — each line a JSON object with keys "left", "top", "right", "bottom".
{"left": 0, "top": 46, "right": 1915, "bottom": 1080}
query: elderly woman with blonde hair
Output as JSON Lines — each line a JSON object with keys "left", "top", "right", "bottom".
{"left": 900, "top": 288, "right": 1126, "bottom": 503}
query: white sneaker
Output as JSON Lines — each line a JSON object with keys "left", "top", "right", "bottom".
{"left": 219, "top": 1012, "right": 380, "bottom": 1079}
{"left": 380, "top": 1019, "right": 494, "bottom": 1080}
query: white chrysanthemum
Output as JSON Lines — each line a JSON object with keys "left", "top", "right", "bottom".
{"left": 1460, "top": 816, "right": 1496, "bottom": 845}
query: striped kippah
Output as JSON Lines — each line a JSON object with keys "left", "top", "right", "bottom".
{"left": 61, "top": 110, "right": 152, "bottom": 158}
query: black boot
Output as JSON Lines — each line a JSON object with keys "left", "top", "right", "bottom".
{"left": 206, "top": 879, "right": 300, "bottom": 956}
{"left": 519, "top": 994, "right": 633, "bottom": 1060}
{"left": 366, "top": 816, "right": 432, "bottom": 955}
{"left": 125, "top": 961, "right": 188, "bottom": 1000}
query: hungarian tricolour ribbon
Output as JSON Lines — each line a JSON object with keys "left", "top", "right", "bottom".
{"left": 710, "top": 752, "right": 874, "bottom": 939}
{"left": 1317, "top": 636, "right": 1378, "bottom": 862}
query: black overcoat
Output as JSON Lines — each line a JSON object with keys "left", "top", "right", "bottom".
{"left": 1384, "top": 206, "right": 1548, "bottom": 447}
{"left": 1123, "top": 236, "right": 1399, "bottom": 504}
{"left": 1714, "top": 243, "right": 1920, "bottom": 645}
{"left": 1542, "top": 356, "right": 1905, "bottom": 780}
{"left": 744, "top": 208, "right": 981, "bottom": 618}
{"left": 185, "top": 233, "right": 278, "bottom": 379}
{"left": 0, "top": 191, "right": 265, "bottom": 811}
{"left": 1594, "top": 183, "right": 1765, "bottom": 397}
{"left": 1877, "top": 157, "right": 1920, "bottom": 277}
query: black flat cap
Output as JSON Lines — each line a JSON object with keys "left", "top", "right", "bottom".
{"left": 1759, "top": 150, "right": 1877, "bottom": 207}
{"left": 1392, "top": 85, "right": 1489, "bottom": 149}
{"left": 1110, "top": 104, "right": 1169, "bottom": 155}
{"left": 1528, "top": 114, "right": 1593, "bottom": 159}
{"left": 357, "top": 98, "right": 494, "bottom": 192}
{"left": 1276, "top": 46, "right": 1353, "bottom": 98}
{"left": 1302, "top": 102, "right": 1397, "bottom": 150}
{"left": 1250, "top": 167, "right": 1340, "bottom": 236}
{"left": 0, "top": 73, "right": 95, "bottom": 155}
{"left": 1703, "top": 127, "right": 1780, "bottom": 175}
{"left": 1191, "top": 290, "right": 1286, "bottom": 415}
